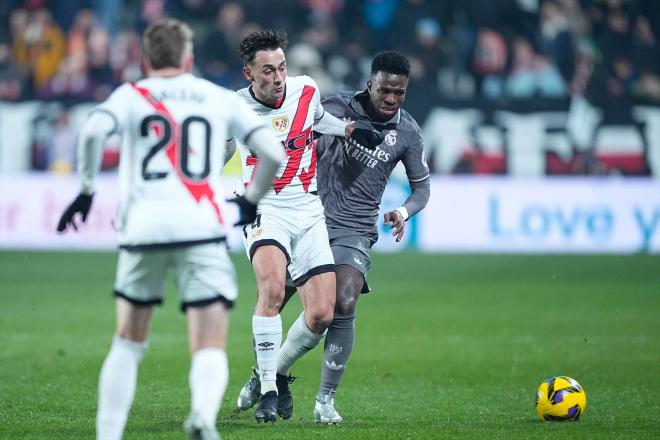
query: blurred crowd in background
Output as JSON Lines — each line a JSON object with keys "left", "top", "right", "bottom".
{"left": 2, "top": 0, "right": 660, "bottom": 103}
{"left": 0, "top": 0, "right": 659, "bottom": 173}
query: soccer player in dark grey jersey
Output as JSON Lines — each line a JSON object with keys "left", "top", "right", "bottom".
{"left": 312, "top": 50, "right": 430, "bottom": 423}
{"left": 235, "top": 51, "right": 429, "bottom": 423}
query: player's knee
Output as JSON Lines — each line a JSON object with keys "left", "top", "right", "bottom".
{"left": 256, "top": 275, "right": 285, "bottom": 311}
{"left": 335, "top": 283, "right": 360, "bottom": 315}
{"left": 258, "top": 273, "right": 285, "bottom": 296}
{"left": 306, "top": 304, "right": 334, "bottom": 332}
{"left": 335, "top": 295, "right": 357, "bottom": 315}
{"left": 308, "top": 314, "right": 332, "bottom": 333}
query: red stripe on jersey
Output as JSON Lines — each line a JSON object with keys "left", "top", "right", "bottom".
{"left": 286, "top": 85, "right": 315, "bottom": 146}
{"left": 299, "top": 138, "right": 317, "bottom": 192}
{"left": 131, "top": 84, "right": 224, "bottom": 224}
{"left": 273, "top": 85, "right": 316, "bottom": 194}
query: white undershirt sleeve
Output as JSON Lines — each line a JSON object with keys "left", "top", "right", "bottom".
{"left": 314, "top": 103, "right": 348, "bottom": 137}
{"left": 243, "top": 128, "right": 285, "bottom": 204}
{"left": 78, "top": 111, "right": 116, "bottom": 195}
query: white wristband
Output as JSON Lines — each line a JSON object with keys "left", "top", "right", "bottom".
{"left": 395, "top": 206, "right": 409, "bottom": 221}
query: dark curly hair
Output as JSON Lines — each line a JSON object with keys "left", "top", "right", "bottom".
{"left": 371, "top": 51, "right": 411, "bottom": 77}
{"left": 238, "top": 29, "right": 288, "bottom": 66}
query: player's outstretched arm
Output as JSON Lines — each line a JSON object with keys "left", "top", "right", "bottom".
{"left": 347, "top": 124, "right": 384, "bottom": 150}
{"left": 315, "top": 105, "right": 384, "bottom": 149}
{"left": 56, "top": 111, "right": 115, "bottom": 233}
{"left": 227, "top": 127, "right": 284, "bottom": 226}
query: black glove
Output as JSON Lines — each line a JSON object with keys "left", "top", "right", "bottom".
{"left": 56, "top": 193, "right": 94, "bottom": 233}
{"left": 227, "top": 194, "right": 258, "bottom": 226}
{"left": 349, "top": 127, "right": 385, "bottom": 150}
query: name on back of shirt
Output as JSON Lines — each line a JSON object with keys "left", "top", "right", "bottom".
{"left": 151, "top": 89, "right": 206, "bottom": 103}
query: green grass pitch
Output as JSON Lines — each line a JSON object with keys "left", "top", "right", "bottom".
{"left": 1, "top": 251, "right": 659, "bottom": 439}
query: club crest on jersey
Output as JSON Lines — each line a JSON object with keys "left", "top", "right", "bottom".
{"left": 384, "top": 130, "right": 397, "bottom": 146}
{"left": 272, "top": 116, "right": 290, "bottom": 132}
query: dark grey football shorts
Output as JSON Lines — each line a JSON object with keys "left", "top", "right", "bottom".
{"left": 285, "top": 227, "right": 375, "bottom": 294}
{"left": 328, "top": 234, "right": 372, "bottom": 293}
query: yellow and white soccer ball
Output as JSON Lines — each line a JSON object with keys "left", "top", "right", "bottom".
{"left": 535, "top": 376, "right": 587, "bottom": 421}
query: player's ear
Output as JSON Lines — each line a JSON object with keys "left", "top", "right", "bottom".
{"left": 366, "top": 79, "right": 372, "bottom": 92}
{"left": 182, "top": 52, "right": 194, "bottom": 73}
{"left": 141, "top": 56, "right": 150, "bottom": 76}
{"left": 243, "top": 67, "right": 254, "bottom": 82}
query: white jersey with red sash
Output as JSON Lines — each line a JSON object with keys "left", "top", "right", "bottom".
{"left": 93, "top": 73, "right": 264, "bottom": 248}
{"left": 236, "top": 75, "right": 323, "bottom": 215}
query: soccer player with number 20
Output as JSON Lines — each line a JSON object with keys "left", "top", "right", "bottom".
{"left": 57, "top": 19, "right": 283, "bottom": 440}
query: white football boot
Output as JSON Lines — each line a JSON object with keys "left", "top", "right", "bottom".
{"left": 313, "top": 394, "right": 343, "bottom": 424}
{"left": 237, "top": 368, "right": 261, "bottom": 411}
{"left": 183, "top": 411, "right": 221, "bottom": 440}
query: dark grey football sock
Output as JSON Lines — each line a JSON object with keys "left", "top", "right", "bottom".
{"left": 318, "top": 313, "right": 355, "bottom": 399}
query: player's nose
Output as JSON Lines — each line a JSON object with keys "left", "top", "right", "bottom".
{"left": 384, "top": 93, "right": 396, "bottom": 103}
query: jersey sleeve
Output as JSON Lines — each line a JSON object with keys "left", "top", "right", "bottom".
{"left": 320, "top": 94, "right": 349, "bottom": 121}
{"left": 402, "top": 135, "right": 431, "bottom": 183}
{"left": 227, "top": 92, "right": 266, "bottom": 143}
{"left": 314, "top": 96, "right": 324, "bottom": 120}
{"left": 91, "top": 83, "right": 133, "bottom": 135}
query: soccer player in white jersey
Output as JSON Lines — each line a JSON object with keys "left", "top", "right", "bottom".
{"left": 56, "top": 19, "right": 283, "bottom": 440}
{"left": 229, "top": 30, "right": 383, "bottom": 423}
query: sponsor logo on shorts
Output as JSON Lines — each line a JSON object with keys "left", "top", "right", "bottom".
{"left": 353, "top": 256, "right": 363, "bottom": 265}
{"left": 250, "top": 227, "right": 263, "bottom": 241}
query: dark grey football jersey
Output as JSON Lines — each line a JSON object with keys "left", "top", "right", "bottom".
{"left": 316, "top": 91, "right": 430, "bottom": 242}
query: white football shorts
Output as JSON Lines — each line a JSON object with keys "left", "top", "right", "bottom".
{"left": 243, "top": 197, "right": 335, "bottom": 285}
{"left": 113, "top": 242, "right": 237, "bottom": 311}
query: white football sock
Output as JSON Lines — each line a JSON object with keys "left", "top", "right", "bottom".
{"left": 253, "top": 314, "right": 282, "bottom": 394}
{"left": 189, "top": 348, "right": 228, "bottom": 426}
{"left": 96, "top": 335, "right": 147, "bottom": 440}
{"left": 278, "top": 312, "right": 325, "bottom": 376}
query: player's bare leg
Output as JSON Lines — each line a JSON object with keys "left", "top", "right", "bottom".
{"left": 276, "top": 272, "right": 335, "bottom": 419}
{"left": 97, "top": 298, "right": 151, "bottom": 440}
{"left": 315, "top": 265, "right": 363, "bottom": 423}
{"left": 184, "top": 302, "right": 229, "bottom": 440}
{"left": 279, "top": 284, "right": 298, "bottom": 312}
{"left": 296, "top": 272, "right": 336, "bottom": 333}
{"left": 251, "top": 246, "right": 288, "bottom": 423}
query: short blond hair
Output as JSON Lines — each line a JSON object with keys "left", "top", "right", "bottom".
{"left": 143, "top": 19, "right": 193, "bottom": 70}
